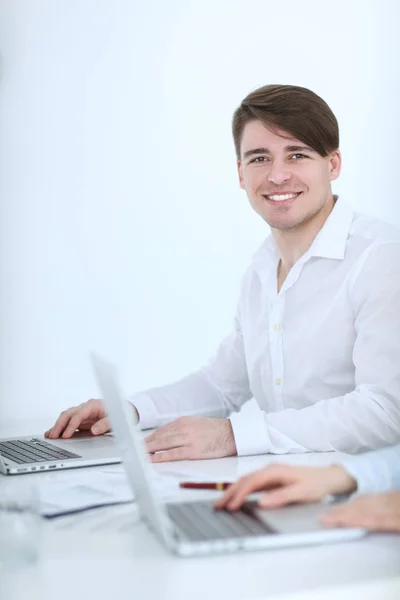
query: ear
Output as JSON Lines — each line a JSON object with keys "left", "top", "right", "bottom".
{"left": 329, "top": 150, "right": 342, "bottom": 181}
{"left": 238, "top": 161, "right": 245, "bottom": 189}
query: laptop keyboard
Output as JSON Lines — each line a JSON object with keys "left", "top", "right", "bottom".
{"left": 167, "top": 501, "right": 276, "bottom": 541}
{"left": 0, "top": 438, "right": 81, "bottom": 465}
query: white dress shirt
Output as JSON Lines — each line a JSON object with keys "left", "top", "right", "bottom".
{"left": 132, "top": 198, "right": 400, "bottom": 455}
{"left": 341, "top": 444, "right": 400, "bottom": 495}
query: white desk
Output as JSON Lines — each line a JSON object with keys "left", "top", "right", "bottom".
{"left": 1, "top": 419, "right": 400, "bottom": 600}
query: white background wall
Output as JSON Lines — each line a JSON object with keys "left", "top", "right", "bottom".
{"left": 0, "top": 1, "right": 399, "bottom": 421}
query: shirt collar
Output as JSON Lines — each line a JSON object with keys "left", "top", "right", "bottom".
{"left": 309, "top": 197, "right": 354, "bottom": 260}
{"left": 251, "top": 196, "right": 355, "bottom": 271}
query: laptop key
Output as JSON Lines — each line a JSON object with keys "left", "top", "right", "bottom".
{"left": 11, "top": 442, "right": 57, "bottom": 461}
{"left": 15, "top": 440, "right": 64, "bottom": 458}
{"left": 2, "top": 440, "right": 81, "bottom": 464}
{"left": 33, "top": 440, "right": 81, "bottom": 459}
{"left": 0, "top": 450, "right": 25, "bottom": 464}
{"left": 233, "top": 506, "right": 273, "bottom": 535}
{"left": 181, "top": 504, "right": 235, "bottom": 540}
{"left": 1, "top": 444, "right": 41, "bottom": 463}
{"left": 186, "top": 503, "right": 244, "bottom": 539}
{"left": 169, "top": 502, "right": 268, "bottom": 541}
{"left": 167, "top": 505, "right": 208, "bottom": 541}
{"left": 207, "top": 505, "right": 263, "bottom": 537}
{"left": 177, "top": 501, "right": 274, "bottom": 539}
{"left": 209, "top": 507, "right": 260, "bottom": 537}
{"left": 7, "top": 442, "right": 52, "bottom": 462}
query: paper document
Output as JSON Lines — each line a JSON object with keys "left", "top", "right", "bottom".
{"left": 39, "top": 472, "right": 129, "bottom": 517}
{"left": 38, "top": 464, "right": 215, "bottom": 518}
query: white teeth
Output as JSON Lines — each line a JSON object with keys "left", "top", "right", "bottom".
{"left": 266, "top": 193, "right": 299, "bottom": 201}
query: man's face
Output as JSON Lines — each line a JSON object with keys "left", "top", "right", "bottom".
{"left": 238, "top": 120, "right": 341, "bottom": 231}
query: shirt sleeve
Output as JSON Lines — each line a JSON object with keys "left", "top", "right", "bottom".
{"left": 231, "top": 242, "right": 400, "bottom": 456}
{"left": 339, "top": 445, "right": 400, "bottom": 494}
{"left": 130, "top": 309, "right": 253, "bottom": 430}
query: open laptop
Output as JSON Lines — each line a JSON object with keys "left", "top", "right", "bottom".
{"left": 0, "top": 428, "right": 120, "bottom": 475}
{"left": 91, "top": 352, "right": 366, "bottom": 557}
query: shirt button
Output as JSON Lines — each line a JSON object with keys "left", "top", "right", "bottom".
{"left": 273, "top": 324, "right": 281, "bottom": 332}
{"left": 275, "top": 378, "right": 281, "bottom": 386}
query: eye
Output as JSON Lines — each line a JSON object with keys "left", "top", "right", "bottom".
{"left": 290, "top": 153, "right": 308, "bottom": 160}
{"left": 249, "top": 156, "right": 269, "bottom": 164}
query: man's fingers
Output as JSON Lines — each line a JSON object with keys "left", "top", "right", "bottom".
{"left": 146, "top": 433, "right": 185, "bottom": 454}
{"left": 61, "top": 405, "right": 94, "bottom": 438}
{"left": 91, "top": 417, "right": 111, "bottom": 435}
{"left": 150, "top": 447, "right": 187, "bottom": 463}
{"left": 46, "top": 408, "right": 77, "bottom": 439}
{"left": 145, "top": 422, "right": 178, "bottom": 443}
{"left": 45, "top": 413, "right": 71, "bottom": 439}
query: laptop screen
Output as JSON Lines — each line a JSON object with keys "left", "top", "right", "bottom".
{"left": 90, "top": 352, "right": 174, "bottom": 547}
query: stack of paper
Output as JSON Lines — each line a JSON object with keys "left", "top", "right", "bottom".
{"left": 37, "top": 464, "right": 217, "bottom": 518}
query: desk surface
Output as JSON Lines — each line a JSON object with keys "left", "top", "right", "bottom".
{"left": 1, "top": 419, "right": 399, "bottom": 600}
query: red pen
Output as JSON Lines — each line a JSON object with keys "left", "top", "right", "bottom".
{"left": 179, "top": 482, "right": 232, "bottom": 491}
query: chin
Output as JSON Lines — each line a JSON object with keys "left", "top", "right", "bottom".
{"left": 261, "top": 203, "right": 318, "bottom": 231}
{"left": 267, "top": 220, "right": 301, "bottom": 231}
{"left": 261, "top": 211, "right": 302, "bottom": 231}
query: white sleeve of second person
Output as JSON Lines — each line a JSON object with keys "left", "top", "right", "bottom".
{"left": 130, "top": 311, "right": 253, "bottom": 430}
{"left": 339, "top": 444, "right": 400, "bottom": 495}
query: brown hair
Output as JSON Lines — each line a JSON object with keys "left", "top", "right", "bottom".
{"left": 232, "top": 84, "right": 339, "bottom": 159}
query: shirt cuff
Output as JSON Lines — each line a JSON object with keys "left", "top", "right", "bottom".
{"left": 339, "top": 456, "right": 391, "bottom": 496}
{"left": 229, "top": 410, "right": 271, "bottom": 456}
{"left": 129, "top": 392, "right": 159, "bottom": 430}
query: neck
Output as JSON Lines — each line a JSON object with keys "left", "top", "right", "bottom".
{"left": 272, "top": 194, "right": 336, "bottom": 273}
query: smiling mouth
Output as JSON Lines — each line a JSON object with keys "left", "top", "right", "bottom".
{"left": 262, "top": 192, "right": 303, "bottom": 206}
{"left": 263, "top": 192, "right": 303, "bottom": 203}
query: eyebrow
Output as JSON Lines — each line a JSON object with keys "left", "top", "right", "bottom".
{"left": 243, "top": 145, "right": 317, "bottom": 159}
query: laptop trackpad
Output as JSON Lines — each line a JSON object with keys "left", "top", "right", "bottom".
{"left": 55, "top": 433, "right": 117, "bottom": 452}
{"left": 68, "top": 438, "right": 116, "bottom": 451}
{"left": 252, "top": 502, "right": 330, "bottom": 533}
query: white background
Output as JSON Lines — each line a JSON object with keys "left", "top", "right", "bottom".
{"left": 0, "top": 1, "right": 399, "bottom": 421}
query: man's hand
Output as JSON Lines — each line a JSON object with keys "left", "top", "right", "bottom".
{"left": 44, "top": 399, "right": 111, "bottom": 438}
{"left": 215, "top": 463, "right": 357, "bottom": 511}
{"left": 145, "top": 416, "right": 237, "bottom": 462}
{"left": 321, "top": 491, "right": 400, "bottom": 532}
{"left": 45, "top": 399, "right": 140, "bottom": 439}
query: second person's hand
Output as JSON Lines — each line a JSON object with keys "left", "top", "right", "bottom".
{"left": 214, "top": 463, "right": 358, "bottom": 511}
{"left": 321, "top": 491, "right": 400, "bottom": 532}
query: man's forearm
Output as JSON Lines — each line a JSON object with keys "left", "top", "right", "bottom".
{"left": 230, "top": 389, "right": 400, "bottom": 456}
{"left": 130, "top": 370, "right": 235, "bottom": 430}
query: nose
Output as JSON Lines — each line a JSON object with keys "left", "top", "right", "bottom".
{"left": 267, "top": 160, "right": 291, "bottom": 185}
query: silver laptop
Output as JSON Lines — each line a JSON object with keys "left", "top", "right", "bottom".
{"left": 91, "top": 352, "right": 366, "bottom": 557}
{"left": 0, "top": 430, "right": 120, "bottom": 476}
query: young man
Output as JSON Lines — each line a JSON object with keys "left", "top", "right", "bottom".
{"left": 215, "top": 444, "right": 400, "bottom": 534}
{"left": 46, "top": 84, "right": 400, "bottom": 461}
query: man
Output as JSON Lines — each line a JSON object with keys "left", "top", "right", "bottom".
{"left": 215, "top": 444, "right": 400, "bottom": 534}
{"left": 46, "top": 84, "right": 400, "bottom": 461}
